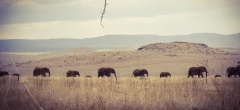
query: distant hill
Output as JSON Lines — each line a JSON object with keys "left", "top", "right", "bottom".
{"left": 137, "top": 42, "right": 233, "bottom": 55}
{"left": 0, "top": 33, "right": 239, "bottom": 52}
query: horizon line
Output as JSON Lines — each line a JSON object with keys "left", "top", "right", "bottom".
{"left": 0, "top": 32, "right": 239, "bottom": 40}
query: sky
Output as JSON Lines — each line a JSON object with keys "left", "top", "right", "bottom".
{"left": 0, "top": 0, "right": 239, "bottom": 39}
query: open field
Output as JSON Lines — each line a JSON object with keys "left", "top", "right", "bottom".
{"left": 1, "top": 42, "right": 240, "bottom": 77}
{"left": 0, "top": 76, "right": 240, "bottom": 110}
{"left": 0, "top": 42, "right": 240, "bottom": 110}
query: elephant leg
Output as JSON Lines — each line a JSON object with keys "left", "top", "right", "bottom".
{"left": 201, "top": 73, "right": 204, "bottom": 78}
{"left": 98, "top": 73, "right": 101, "bottom": 77}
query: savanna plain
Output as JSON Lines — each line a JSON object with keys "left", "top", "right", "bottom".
{"left": 1, "top": 42, "right": 240, "bottom": 110}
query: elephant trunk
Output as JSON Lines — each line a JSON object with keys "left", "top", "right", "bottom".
{"left": 49, "top": 72, "right": 50, "bottom": 77}
{"left": 114, "top": 73, "right": 117, "bottom": 82}
{"left": 203, "top": 67, "right": 208, "bottom": 78}
{"left": 146, "top": 73, "right": 148, "bottom": 77}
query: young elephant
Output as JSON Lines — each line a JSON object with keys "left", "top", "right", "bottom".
{"left": 215, "top": 75, "right": 221, "bottom": 78}
{"left": 133, "top": 69, "right": 148, "bottom": 77}
{"left": 66, "top": 70, "right": 80, "bottom": 77}
{"left": 160, "top": 72, "right": 171, "bottom": 78}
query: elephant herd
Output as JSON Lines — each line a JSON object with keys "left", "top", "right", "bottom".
{"left": 29, "top": 65, "right": 240, "bottom": 78}
{"left": 0, "top": 70, "right": 20, "bottom": 77}
{"left": 1, "top": 65, "right": 239, "bottom": 78}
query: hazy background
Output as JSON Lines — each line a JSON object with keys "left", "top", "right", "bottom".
{"left": 0, "top": 0, "right": 240, "bottom": 39}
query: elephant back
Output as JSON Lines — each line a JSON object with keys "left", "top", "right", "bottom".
{"left": 133, "top": 69, "right": 140, "bottom": 77}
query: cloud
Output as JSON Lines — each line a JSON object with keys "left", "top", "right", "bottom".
{"left": 0, "top": 0, "right": 239, "bottom": 25}
{"left": 107, "top": 0, "right": 240, "bottom": 18}
{"left": 0, "top": 20, "right": 106, "bottom": 39}
{"left": 0, "top": 0, "right": 239, "bottom": 39}
{"left": 1, "top": 7, "right": 239, "bottom": 40}
{"left": 0, "top": 0, "right": 103, "bottom": 25}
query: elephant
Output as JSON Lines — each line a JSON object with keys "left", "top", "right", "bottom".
{"left": 133, "top": 69, "right": 148, "bottom": 77}
{"left": 226, "top": 67, "right": 240, "bottom": 77}
{"left": 33, "top": 67, "right": 50, "bottom": 77}
{"left": 0, "top": 71, "right": 9, "bottom": 77}
{"left": 215, "top": 75, "right": 221, "bottom": 78}
{"left": 160, "top": 72, "right": 171, "bottom": 78}
{"left": 98, "top": 67, "right": 117, "bottom": 80}
{"left": 12, "top": 73, "right": 20, "bottom": 76}
{"left": 66, "top": 70, "right": 80, "bottom": 77}
{"left": 188, "top": 67, "right": 203, "bottom": 78}
{"left": 188, "top": 66, "right": 208, "bottom": 78}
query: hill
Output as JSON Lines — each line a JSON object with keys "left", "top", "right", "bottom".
{"left": 0, "top": 33, "right": 239, "bottom": 52}
{"left": 137, "top": 42, "right": 234, "bottom": 55}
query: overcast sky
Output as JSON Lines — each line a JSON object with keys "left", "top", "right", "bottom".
{"left": 0, "top": 0, "right": 239, "bottom": 39}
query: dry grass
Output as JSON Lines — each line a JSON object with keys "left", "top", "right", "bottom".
{"left": 1, "top": 76, "right": 240, "bottom": 110}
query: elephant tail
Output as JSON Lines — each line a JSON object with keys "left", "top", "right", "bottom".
{"left": 226, "top": 68, "right": 230, "bottom": 76}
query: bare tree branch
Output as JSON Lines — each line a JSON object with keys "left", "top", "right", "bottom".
{"left": 100, "top": 0, "right": 107, "bottom": 27}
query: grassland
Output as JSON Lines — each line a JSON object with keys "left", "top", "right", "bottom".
{"left": 1, "top": 42, "right": 240, "bottom": 110}
{"left": 0, "top": 76, "right": 240, "bottom": 110}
